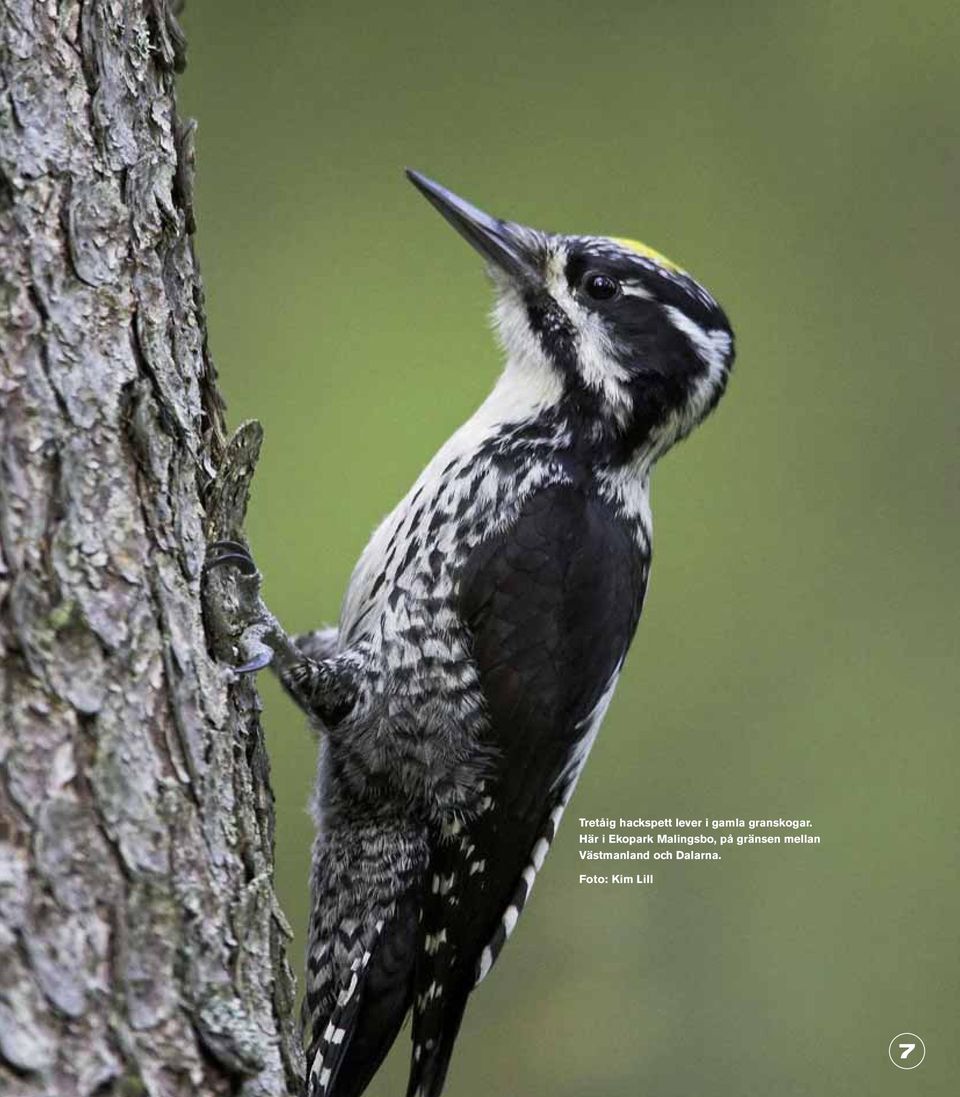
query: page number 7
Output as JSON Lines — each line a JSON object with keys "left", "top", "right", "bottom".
{"left": 889, "top": 1033, "right": 925, "bottom": 1069}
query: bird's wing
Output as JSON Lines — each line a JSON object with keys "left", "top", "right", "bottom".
{"left": 406, "top": 483, "right": 647, "bottom": 1097}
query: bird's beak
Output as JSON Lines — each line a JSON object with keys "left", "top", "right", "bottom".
{"left": 406, "top": 169, "right": 542, "bottom": 291}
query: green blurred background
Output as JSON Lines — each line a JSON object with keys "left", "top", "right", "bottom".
{"left": 181, "top": 3, "right": 958, "bottom": 1094}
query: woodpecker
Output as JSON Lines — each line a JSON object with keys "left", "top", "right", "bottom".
{"left": 207, "top": 171, "right": 734, "bottom": 1097}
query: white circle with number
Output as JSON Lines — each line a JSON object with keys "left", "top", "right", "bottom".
{"left": 888, "top": 1033, "right": 925, "bottom": 1069}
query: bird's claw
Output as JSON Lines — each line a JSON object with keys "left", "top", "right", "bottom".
{"left": 205, "top": 539, "right": 259, "bottom": 577}
{"left": 204, "top": 538, "right": 280, "bottom": 675}
{"left": 235, "top": 644, "right": 275, "bottom": 674}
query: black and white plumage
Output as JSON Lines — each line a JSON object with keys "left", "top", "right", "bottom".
{"left": 207, "top": 171, "right": 734, "bottom": 1097}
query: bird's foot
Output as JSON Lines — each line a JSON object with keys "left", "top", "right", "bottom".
{"left": 204, "top": 540, "right": 297, "bottom": 674}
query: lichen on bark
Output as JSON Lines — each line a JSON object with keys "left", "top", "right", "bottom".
{"left": 0, "top": 3, "right": 300, "bottom": 1094}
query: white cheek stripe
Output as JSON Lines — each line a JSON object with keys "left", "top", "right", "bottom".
{"left": 663, "top": 305, "right": 731, "bottom": 429}
{"left": 549, "top": 270, "right": 633, "bottom": 422}
{"left": 663, "top": 305, "right": 731, "bottom": 378}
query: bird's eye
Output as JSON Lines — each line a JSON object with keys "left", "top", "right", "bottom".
{"left": 581, "top": 271, "right": 620, "bottom": 301}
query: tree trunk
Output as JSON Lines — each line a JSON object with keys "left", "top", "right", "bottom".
{"left": 0, "top": 3, "right": 301, "bottom": 1094}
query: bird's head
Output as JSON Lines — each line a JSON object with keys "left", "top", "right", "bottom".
{"left": 407, "top": 170, "right": 734, "bottom": 469}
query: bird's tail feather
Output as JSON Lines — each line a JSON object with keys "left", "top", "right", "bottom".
{"left": 306, "top": 920, "right": 383, "bottom": 1097}
{"left": 305, "top": 864, "right": 424, "bottom": 1097}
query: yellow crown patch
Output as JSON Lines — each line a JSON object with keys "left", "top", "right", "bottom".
{"left": 612, "top": 237, "right": 682, "bottom": 273}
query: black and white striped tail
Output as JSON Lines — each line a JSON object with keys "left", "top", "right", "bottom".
{"left": 307, "top": 921, "right": 383, "bottom": 1097}
{"left": 307, "top": 881, "right": 423, "bottom": 1097}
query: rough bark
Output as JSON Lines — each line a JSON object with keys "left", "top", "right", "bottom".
{"left": 0, "top": 3, "right": 301, "bottom": 1095}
